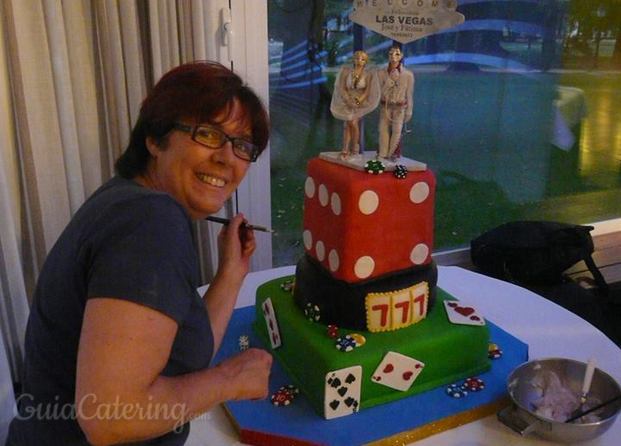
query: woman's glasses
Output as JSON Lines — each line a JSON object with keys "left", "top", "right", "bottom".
{"left": 173, "top": 123, "right": 259, "bottom": 162}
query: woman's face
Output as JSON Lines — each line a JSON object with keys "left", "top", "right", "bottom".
{"left": 353, "top": 53, "right": 367, "bottom": 68}
{"left": 142, "top": 99, "right": 252, "bottom": 219}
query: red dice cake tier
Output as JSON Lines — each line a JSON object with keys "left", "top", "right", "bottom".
{"left": 302, "top": 158, "right": 435, "bottom": 283}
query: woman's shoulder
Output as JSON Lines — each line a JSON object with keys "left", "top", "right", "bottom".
{"left": 80, "top": 177, "right": 191, "bottom": 230}
{"left": 97, "top": 177, "right": 182, "bottom": 208}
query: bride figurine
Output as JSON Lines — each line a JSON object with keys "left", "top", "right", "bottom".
{"left": 330, "top": 50, "right": 380, "bottom": 160}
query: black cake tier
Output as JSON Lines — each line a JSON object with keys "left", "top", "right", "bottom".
{"left": 293, "top": 254, "right": 438, "bottom": 331}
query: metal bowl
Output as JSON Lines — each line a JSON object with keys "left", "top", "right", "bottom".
{"left": 497, "top": 358, "right": 621, "bottom": 443}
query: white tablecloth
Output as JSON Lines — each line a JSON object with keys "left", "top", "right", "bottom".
{"left": 188, "top": 266, "right": 621, "bottom": 445}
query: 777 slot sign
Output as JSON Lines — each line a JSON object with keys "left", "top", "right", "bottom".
{"left": 365, "top": 282, "right": 429, "bottom": 332}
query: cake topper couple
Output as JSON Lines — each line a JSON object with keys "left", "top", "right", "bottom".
{"left": 330, "top": 45, "right": 414, "bottom": 162}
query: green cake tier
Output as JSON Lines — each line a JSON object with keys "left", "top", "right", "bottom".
{"left": 254, "top": 276, "right": 491, "bottom": 419}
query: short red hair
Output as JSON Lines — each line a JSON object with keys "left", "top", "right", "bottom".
{"left": 116, "top": 61, "right": 269, "bottom": 177}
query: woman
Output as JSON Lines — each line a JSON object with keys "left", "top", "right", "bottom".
{"left": 6, "top": 62, "right": 273, "bottom": 445}
{"left": 330, "top": 50, "right": 380, "bottom": 159}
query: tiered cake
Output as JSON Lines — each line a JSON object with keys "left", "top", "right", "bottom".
{"left": 254, "top": 155, "right": 491, "bottom": 420}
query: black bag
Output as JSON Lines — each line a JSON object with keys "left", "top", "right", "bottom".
{"left": 471, "top": 221, "right": 608, "bottom": 293}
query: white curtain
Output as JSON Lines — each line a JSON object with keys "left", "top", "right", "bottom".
{"left": 0, "top": 0, "right": 222, "bottom": 384}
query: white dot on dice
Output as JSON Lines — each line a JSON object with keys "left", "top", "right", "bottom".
{"left": 354, "top": 256, "right": 375, "bottom": 279}
{"left": 410, "top": 243, "right": 429, "bottom": 265}
{"left": 319, "top": 184, "right": 329, "bottom": 207}
{"left": 331, "top": 192, "right": 342, "bottom": 215}
{"left": 409, "top": 182, "right": 429, "bottom": 204}
{"left": 316, "top": 240, "right": 326, "bottom": 261}
{"left": 329, "top": 249, "right": 340, "bottom": 272}
{"left": 303, "top": 230, "right": 313, "bottom": 250}
{"left": 305, "top": 176, "right": 316, "bottom": 198}
{"left": 358, "top": 190, "right": 379, "bottom": 215}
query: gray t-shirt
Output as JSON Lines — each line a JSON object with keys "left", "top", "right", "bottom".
{"left": 6, "top": 177, "right": 213, "bottom": 445}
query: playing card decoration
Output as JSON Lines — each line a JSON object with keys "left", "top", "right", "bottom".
{"left": 372, "top": 351, "right": 425, "bottom": 392}
{"left": 443, "top": 300, "right": 486, "bottom": 326}
{"left": 324, "top": 366, "right": 362, "bottom": 419}
{"left": 262, "top": 297, "right": 282, "bottom": 349}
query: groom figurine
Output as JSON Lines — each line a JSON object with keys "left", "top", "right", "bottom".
{"left": 377, "top": 45, "right": 414, "bottom": 161}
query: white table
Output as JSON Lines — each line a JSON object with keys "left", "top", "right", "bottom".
{"left": 188, "top": 266, "right": 621, "bottom": 445}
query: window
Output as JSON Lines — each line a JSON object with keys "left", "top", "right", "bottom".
{"left": 268, "top": 0, "right": 621, "bottom": 267}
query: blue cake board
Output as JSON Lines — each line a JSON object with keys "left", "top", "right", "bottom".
{"left": 214, "top": 306, "right": 528, "bottom": 446}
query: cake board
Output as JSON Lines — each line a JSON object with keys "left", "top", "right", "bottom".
{"left": 318, "top": 151, "right": 427, "bottom": 172}
{"left": 214, "top": 306, "right": 529, "bottom": 446}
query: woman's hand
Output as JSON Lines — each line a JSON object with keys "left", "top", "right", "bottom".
{"left": 217, "top": 213, "right": 256, "bottom": 279}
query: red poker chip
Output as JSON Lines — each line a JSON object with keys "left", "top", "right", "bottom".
{"left": 462, "top": 377, "right": 485, "bottom": 392}
{"left": 271, "top": 389, "right": 294, "bottom": 406}
{"left": 327, "top": 324, "right": 339, "bottom": 339}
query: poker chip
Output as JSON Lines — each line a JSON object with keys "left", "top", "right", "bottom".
{"left": 280, "top": 384, "right": 299, "bottom": 396}
{"left": 280, "top": 279, "right": 295, "bottom": 293}
{"left": 335, "top": 335, "right": 356, "bottom": 352}
{"left": 393, "top": 164, "right": 408, "bottom": 179}
{"left": 488, "top": 342, "right": 503, "bottom": 359}
{"left": 365, "top": 160, "right": 385, "bottom": 175}
{"left": 238, "top": 335, "right": 250, "bottom": 351}
{"left": 489, "top": 349, "right": 503, "bottom": 359}
{"left": 445, "top": 383, "right": 468, "bottom": 398}
{"left": 350, "top": 333, "right": 366, "bottom": 347}
{"left": 271, "top": 388, "right": 294, "bottom": 406}
{"left": 327, "top": 324, "right": 339, "bottom": 339}
{"left": 304, "top": 303, "right": 321, "bottom": 322}
{"left": 462, "top": 377, "right": 485, "bottom": 392}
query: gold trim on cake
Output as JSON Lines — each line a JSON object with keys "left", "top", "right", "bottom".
{"left": 364, "top": 397, "right": 510, "bottom": 445}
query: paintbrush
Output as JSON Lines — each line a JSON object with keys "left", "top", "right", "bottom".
{"left": 205, "top": 216, "right": 275, "bottom": 233}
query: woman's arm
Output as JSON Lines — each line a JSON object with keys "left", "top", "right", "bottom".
{"left": 203, "top": 214, "right": 255, "bottom": 353}
{"left": 76, "top": 297, "right": 271, "bottom": 446}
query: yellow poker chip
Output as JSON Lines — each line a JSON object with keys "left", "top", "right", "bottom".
{"left": 350, "top": 333, "right": 366, "bottom": 347}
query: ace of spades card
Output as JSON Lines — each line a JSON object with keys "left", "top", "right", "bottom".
{"left": 371, "top": 351, "right": 425, "bottom": 392}
{"left": 324, "top": 365, "right": 362, "bottom": 419}
{"left": 443, "top": 300, "right": 486, "bottom": 326}
{"left": 261, "top": 297, "right": 282, "bottom": 349}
